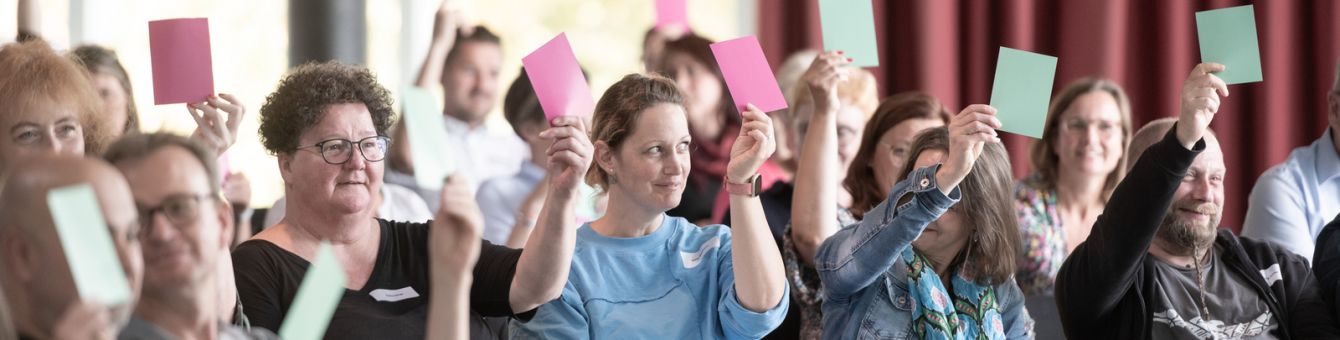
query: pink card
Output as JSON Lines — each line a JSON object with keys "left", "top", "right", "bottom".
{"left": 710, "top": 36, "right": 787, "bottom": 113}
{"left": 522, "top": 33, "right": 595, "bottom": 122}
{"left": 656, "top": 0, "right": 689, "bottom": 36}
{"left": 149, "top": 18, "right": 214, "bottom": 105}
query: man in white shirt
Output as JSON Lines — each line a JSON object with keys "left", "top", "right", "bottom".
{"left": 410, "top": 11, "right": 528, "bottom": 193}
{"left": 1242, "top": 58, "right": 1340, "bottom": 262}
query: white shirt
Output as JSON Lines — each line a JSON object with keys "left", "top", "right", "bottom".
{"left": 1242, "top": 128, "right": 1340, "bottom": 262}
{"left": 263, "top": 183, "right": 434, "bottom": 228}
{"left": 476, "top": 161, "right": 546, "bottom": 245}
{"left": 442, "top": 115, "right": 530, "bottom": 192}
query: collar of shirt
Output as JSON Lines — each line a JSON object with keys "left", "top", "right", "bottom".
{"left": 1313, "top": 128, "right": 1340, "bottom": 183}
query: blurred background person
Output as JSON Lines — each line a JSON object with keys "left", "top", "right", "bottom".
{"left": 1013, "top": 78, "right": 1132, "bottom": 296}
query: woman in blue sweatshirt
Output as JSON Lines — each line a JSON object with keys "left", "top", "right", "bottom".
{"left": 510, "top": 74, "right": 788, "bottom": 339}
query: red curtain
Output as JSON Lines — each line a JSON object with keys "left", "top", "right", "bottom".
{"left": 758, "top": 0, "right": 1340, "bottom": 232}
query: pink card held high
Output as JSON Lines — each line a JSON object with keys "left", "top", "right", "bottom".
{"left": 710, "top": 36, "right": 787, "bottom": 114}
{"left": 522, "top": 33, "right": 595, "bottom": 122}
{"left": 149, "top": 18, "right": 215, "bottom": 105}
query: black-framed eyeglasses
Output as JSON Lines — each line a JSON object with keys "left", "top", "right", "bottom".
{"left": 296, "top": 136, "right": 391, "bottom": 165}
{"left": 138, "top": 192, "right": 216, "bottom": 237}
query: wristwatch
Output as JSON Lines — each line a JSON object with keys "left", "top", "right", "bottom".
{"left": 724, "top": 173, "right": 763, "bottom": 197}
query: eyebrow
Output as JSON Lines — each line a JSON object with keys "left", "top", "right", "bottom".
{"left": 8, "top": 122, "right": 39, "bottom": 134}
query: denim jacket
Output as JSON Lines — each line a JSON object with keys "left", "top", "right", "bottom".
{"left": 816, "top": 165, "right": 1034, "bottom": 340}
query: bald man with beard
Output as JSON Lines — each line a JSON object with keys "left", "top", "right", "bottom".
{"left": 0, "top": 155, "right": 143, "bottom": 340}
{"left": 1055, "top": 63, "right": 1340, "bottom": 339}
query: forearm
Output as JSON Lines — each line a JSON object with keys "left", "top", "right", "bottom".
{"left": 427, "top": 273, "right": 471, "bottom": 340}
{"left": 730, "top": 194, "right": 787, "bottom": 312}
{"left": 17, "top": 0, "right": 39, "bottom": 39}
{"left": 504, "top": 217, "right": 534, "bottom": 248}
{"left": 415, "top": 40, "right": 452, "bottom": 88}
{"left": 508, "top": 189, "right": 576, "bottom": 312}
{"left": 791, "top": 111, "right": 840, "bottom": 267}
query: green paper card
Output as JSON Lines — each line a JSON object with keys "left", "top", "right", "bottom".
{"left": 47, "top": 184, "right": 132, "bottom": 306}
{"left": 279, "top": 242, "right": 346, "bottom": 340}
{"left": 818, "top": 0, "right": 879, "bottom": 67}
{"left": 1196, "top": 5, "right": 1263, "bottom": 84}
{"left": 989, "top": 47, "right": 1057, "bottom": 139}
{"left": 402, "top": 86, "right": 456, "bottom": 191}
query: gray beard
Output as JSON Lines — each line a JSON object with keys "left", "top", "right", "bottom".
{"left": 1154, "top": 212, "right": 1218, "bottom": 256}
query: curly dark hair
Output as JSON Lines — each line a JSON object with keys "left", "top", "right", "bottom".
{"left": 258, "top": 61, "right": 395, "bottom": 155}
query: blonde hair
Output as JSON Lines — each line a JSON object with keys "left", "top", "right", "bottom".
{"left": 0, "top": 39, "right": 108, "bottom": 155}
{"left": 784, "top": 67, "right": 879, "bottom": 122}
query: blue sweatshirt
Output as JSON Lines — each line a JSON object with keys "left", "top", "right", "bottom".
{"left": 509, "top": 215, "right": 789, "bottom": 339}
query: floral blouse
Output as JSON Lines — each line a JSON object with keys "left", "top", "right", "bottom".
{"left": 781, "top": 208, "right": 856, "bottom": 340}
{"left": 1013, "top": 174, "right": 1067, "bottom": 296}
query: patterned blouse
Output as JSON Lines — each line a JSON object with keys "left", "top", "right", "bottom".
{"left": 1013, "top": 174, "right": 1067, "bottom": 296}
{"left": 781, "top": 208, "right": 857, "bottom": 340}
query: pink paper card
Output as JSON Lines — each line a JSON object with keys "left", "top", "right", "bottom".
{"left": 522, "top": 33, "right": 595, "bottom": 122}
{"left": 656, "top": 0, "right": 688, "bottom": 36}
{"left": 149, "top": 18, "right": 214, "bottom": 105}
{"left": 710, "top": 36, "right": 787, "bottom": 114}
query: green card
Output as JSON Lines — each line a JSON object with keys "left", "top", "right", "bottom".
{"left": 1196, "top": 5, "right": 1263, "bottom": 84}
{"left": 989, "top": 47, "right": 1057, "bottom": 139}
{"left": 402, "top": 86, "right": 456, "bottom": 191}
{"left": 818, "top": 0, "right": 879, "bottom": 67}
{"left": 47, "top": 184, "right": 132, "bottom": 307}
{"left": 279, "top": 242, "right": 346, "bottom": 340}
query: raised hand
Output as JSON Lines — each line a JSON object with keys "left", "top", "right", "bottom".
{"left": 432, "top": 175, "right": 483, "bottom": 272}
{"left": 539, "top": 116, "right": 594, "bottom": 195}
{"left": 1177, "top": 62, "right": 1230, "bottom": 149}
{"left": 936, "top": 104, "right": 1001, "bottom": 194}
{"left": 426, "top": 177, "right": 480, "bottom": 340}
{"left": 432, "top": 0, "right": 474, "bottom": 44}
{"left": 726, "top": 104, "right": 777, "bottom": 183}
{"left": 801, "top": 50, "right": 852, "bottom": 114}
{"left": 188, "top": 93, "right": 245, "bottom": 157}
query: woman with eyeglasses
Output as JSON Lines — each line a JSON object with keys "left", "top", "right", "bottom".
{"left": 232, "top": 61, "right": 588, "bottom": 339}
{"left": 1013, "top": 78, "right": 1132, "bottom": 296}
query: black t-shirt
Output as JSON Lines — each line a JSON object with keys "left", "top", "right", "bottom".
{"left": 232, "top": 219, "right": 530, "bottom": 340}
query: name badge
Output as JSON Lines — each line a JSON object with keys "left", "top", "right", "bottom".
{"left": 369, "top": 286, "right": 420, "bottom": 302}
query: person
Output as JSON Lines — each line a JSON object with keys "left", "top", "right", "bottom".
{"left": 70, "top": 45, "right": 140, "bottom": 137}
{"left": 1055, "top": 63, "right": 1340, "bottom": 339}
{"left": 475, "top": 70, "right": 566, "bottom": 247}
{"left": 105, "top": 133, "right": 275, "bottom": 339}
{"left": 234, "top": 61, "right": 586, "bottom": 339}
{"left": 510, "top": 74, "right": 789, "bottom": 338}
{"left": 1315, "top": 213, "right": 1340, "bottom": 324}
{"left": 403, "top": 1, "right": 528, "bottom": 194}
{"left": 640, "top": 27, "right": 669, "bottom": 74}
{"left": 1014, "top": 78, "right": 1133, "bottom": 295}
{"left": 817, "top": 110, "right": 1032, "bottom": 339}
{"left": 0, "top": 39, "right": 108, "bottom": 169}
{"left": 769, "top": 49, "right": 822, "bottom": 179}
{"left": 1241, "top": 58, "right": 1340, "bottom": 262}
{"left": 760, "top": 51, "right": 879, "bottom": 339}
{"left": 15, "top": 0, "right": 39, "bottom": 42}
{"left": 657, "top": 34, "right": 786, "bottom": 224}
{"left": 0, "top": 156, "right": 142, "bottom": 340}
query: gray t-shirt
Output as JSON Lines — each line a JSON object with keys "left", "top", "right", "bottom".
{"left": 117, "top": 316, "right": 278, "bottom": 340}
{"left": 1149, "top": 246, "right": 1279, "bottom": 339}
